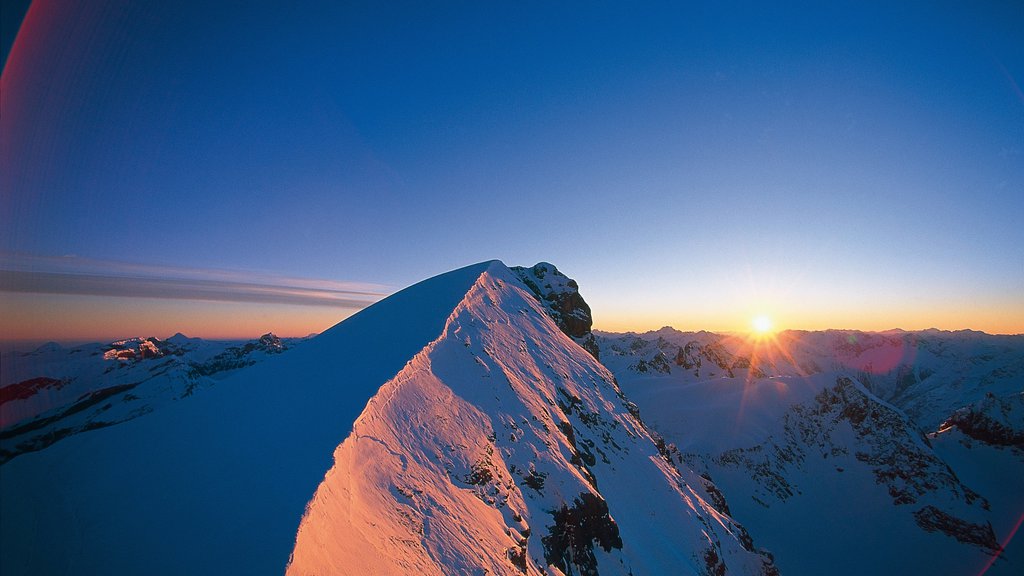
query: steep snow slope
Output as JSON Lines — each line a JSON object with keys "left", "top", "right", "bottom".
{"left": 0, "top": 261, "right": 492, "bottom": 575}
{"left": 643, "top": 375, "right": 1001, "bottom": 575}
{"left": 931, "top": 393, "right": 1024, "bottom": 575}
{"left": 289, "top": 263, "right": 776, "bottom": 575}
{"left": 598, "top": 328, "right": 1024, "bottom": 575}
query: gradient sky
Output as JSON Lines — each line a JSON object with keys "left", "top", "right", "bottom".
{"left": 2, "top": 0, "right": 1023, "bottom": 342}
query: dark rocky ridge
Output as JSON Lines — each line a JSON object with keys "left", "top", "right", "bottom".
{"left": 940, "top": 392, "right": 1024, "bottom": 448}
{"left": 512, "top": 262, "right": 600, "bottom": 360}
{"left": 0, "top": 377, "right": 70, "bottom": 406}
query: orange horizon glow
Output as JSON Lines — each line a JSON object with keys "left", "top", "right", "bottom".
{"left": 592, "top": 305, "right": 1024, "bottom": 337}
{"left": 3, "top": 274, "right": 1023, "bottom": 346}
{"left": 4, "top": 292, "right": 1023, "bottom": 346}
{"left": 0, "top": 292, "right": 360, "bottom": 345}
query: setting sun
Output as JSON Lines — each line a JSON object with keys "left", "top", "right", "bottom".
{"left": 752, "top": 315, "right": 773, "bottom": 334}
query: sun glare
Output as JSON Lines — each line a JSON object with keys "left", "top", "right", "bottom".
{"left": 752, "top": 315, "right": 773, "bottom": 334}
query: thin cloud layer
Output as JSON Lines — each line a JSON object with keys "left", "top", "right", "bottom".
{"left": 0, "top": 253, "right": 389, "bottom": 308}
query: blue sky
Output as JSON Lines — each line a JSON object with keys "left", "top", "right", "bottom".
{"left": 2, "top": 0, "right": 1022, "bottom": 340}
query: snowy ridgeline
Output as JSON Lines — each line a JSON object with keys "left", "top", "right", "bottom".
{"left": 1, "top": 260, "right": 1022, "bottom": 575}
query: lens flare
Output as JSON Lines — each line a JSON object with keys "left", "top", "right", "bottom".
{"left": 752, "top": 315, "right": 773, "bottom": 334}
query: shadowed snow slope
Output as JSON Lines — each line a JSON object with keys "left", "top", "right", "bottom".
{"left": 0, "top": 261, "right": 493, "bottom": 575}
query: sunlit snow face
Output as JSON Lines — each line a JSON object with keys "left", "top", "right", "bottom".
{"left": 752, "top": 315, "right": 773, "bottom": 335}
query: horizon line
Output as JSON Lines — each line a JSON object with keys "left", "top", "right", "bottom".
{"left": 4, "top": 324, "right": 1020, "bottom": 351}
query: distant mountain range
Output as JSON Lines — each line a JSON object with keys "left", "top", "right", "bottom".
{"left": 595, "top": 326, "right": 1023, "bottom": 575}
{"left": 1, "top": 332, "right": 303, "bottom": 463}
{"left": 1, "top": 261, "right": 1020, "bottom": 575}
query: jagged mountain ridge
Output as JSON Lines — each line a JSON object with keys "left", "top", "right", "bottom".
{"left": 511, "top": 262, "right": 601, "bottom": 360}
{"left": 0, "top": 261, "right": 774, "bottom": 576}
{"left": 597, "top": 327, "right": 1024, "bottom": 575}
{"left": 596, "top": 326, "right": 1024, "bottom": 430}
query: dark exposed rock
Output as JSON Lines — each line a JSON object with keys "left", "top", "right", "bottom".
{"left": 792, "top": 377, "right": 988, "bottom": 511}
{"left": 913, "top": 505, "right": 999, "bottom": 551}
{"left": 699, "top": 473, "right": 732, "bottom": 517}
{"left": 732, "top": 356, "right": 767, "bottom": 378}
{"left": 507, "top": 545, "right": 528, "bottom": 573}
{"left": 0, "top": 377, "right": 70, "bottom": 406}
{"left": 188, "top": 333, "right": 289, "bottom": 378}
{"left": 703, "top": 546, "right": 727, "bottom": 576}
{"left": 940, "top": 392, "right": 1024, "bottom": 447}
{"left": 512, "top": 263, "right": 598, "bottom": 360}
{"left": 0, "top": 382, "right": 141, "bottom": 464}
{"left": 650, "top": 353, "right": 672, "bottom": 374}
{"left": 675, "top": 342, "right": 699, "bottom": 370}
{"left": 542, "top": 493, "right": 623, "bottom": 576}
{"left": 709, "top": 376, "right": 994, "bottom": 553}
{"left": 463, "top": 461, "right": 494, "bottom": 486}
{"left": 256, "top": 332, "right": 285, "bottom": 353}
{"left": 521, "top": 468, "right": 547, "bottom": 492}
{"left": 674, "top": 340, "right": 735, "bottom": 377}
{"left": 632, "top": 353, "right": 672, "bottom": 374}
{"left": 578, "top": 333, "right": 601, "bottom": 361}
{"left": 138, "top": 339, "right": 162, "bottom": 359}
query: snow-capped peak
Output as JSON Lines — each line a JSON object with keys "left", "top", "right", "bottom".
{"left": 289, "top": 262, "right": 775, "bottom": 575}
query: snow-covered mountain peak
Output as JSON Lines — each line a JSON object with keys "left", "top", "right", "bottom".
{"left": 1, "top": 260, "right": 496, "bottom": 574}
{"left": 30, "top": 341, "right": 63, "bottom": 354}
{"left": 290, "top": 262, "right": 776, "bottom": 575}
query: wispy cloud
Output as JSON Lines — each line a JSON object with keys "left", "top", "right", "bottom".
{"left": 996, "top": 58, "right": 1024, "bottom": 107}
{"left": 0, "top": 253, "right": 391, "bottom": 308}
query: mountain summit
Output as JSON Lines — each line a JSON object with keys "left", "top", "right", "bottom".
{"left": 1, "top": 261, "right": 775, "bottom": 575}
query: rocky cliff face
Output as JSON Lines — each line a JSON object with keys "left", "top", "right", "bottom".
{"left": 512, "top": 262, "right": 601, "bottom": 360}
{"left": 939, "top": 392, "right": 1024, "bottom": 447}
{"left": 511, "top": 263, "right": 593, "bottom": 338}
